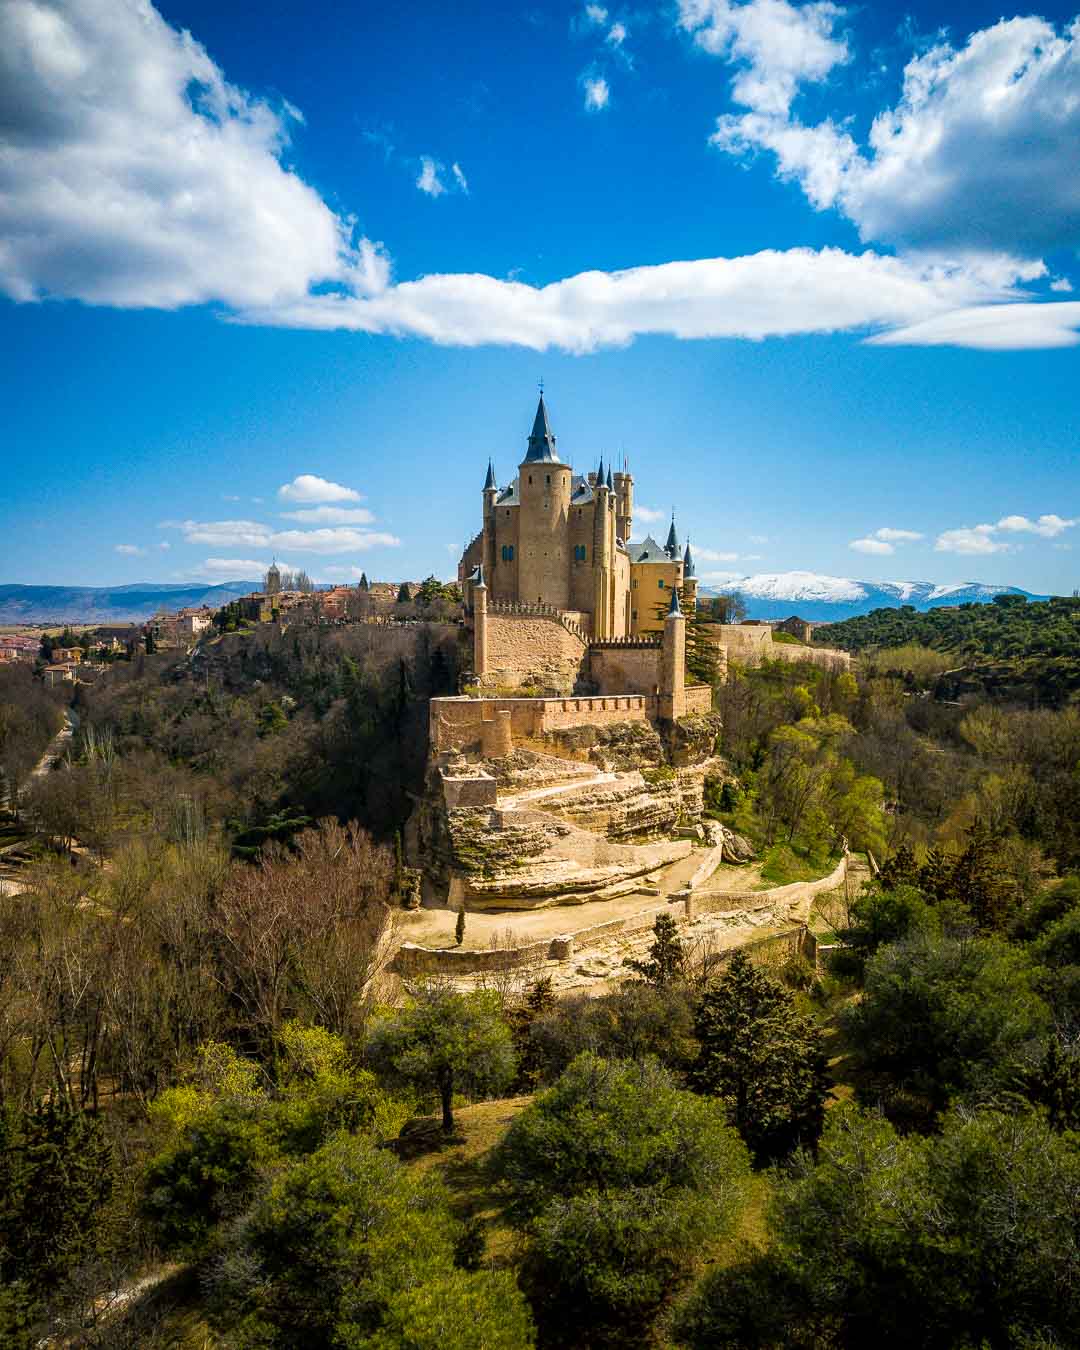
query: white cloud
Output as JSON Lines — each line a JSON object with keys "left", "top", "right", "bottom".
{"left": 247, "top": 246, "right": 1075, "bottom": 352}
{"left": 451, "top": 162, "right": 468, "bottom": 193}
{"left": 278, "top": 475, "right": 362, "bottom": 504}
{"left": 162, "top": 515, "right": 397, "bottom": 553}
{"left": 934, "top": 525, "right": 1009, "bottom": 556}
{"left": 416, "top": 156, "right": 445, "bottom": 197}
{"left": 159, "top": 541, "right": 171, "bottom": 550}
{"left": 584, "top": 76, "right": 610, "bottom": 111}
{"left": 679, "top": 0, "right": 850, "bottom": 117}
{"left": 114, "top": 543, "right": 145, "bottom": 556}
{"left": 997, "top": 513, "right": 1076, "bottom": 538}
{"left": 850, "top": 537, "right": 894, "bottom": 555}
{"left": 279, "top": 506, "right": 376, "bottom": 525}
{"left": 695, "top": 546, "right": 741, "bottom": 561}
{"left": 748, "top": 534, "right": 768, "bottom": 544}
{"left": 0, "top": 0, "right": 381, "bottom": 309}
{"left": 585, "top": 4, "right": 608, "bottom": 24}
{"left": 607, "top": 21, "right": 627, "bottom": 46}
{"left": 869, "top": 301, "right": 1080, "bottom": 350}
{"left": 935, "top": 513, "right": 1077, "bottom": 554}
{"left": 635, "top": 505, "right": 667, "bottom": 523}
{"left": 701, "top": 570, "right": 746, "bottom": 583}
{"left": 166, "top": 519, "right": 271, "bottom": 548}
{"left": 873, "top": 527, "right": 923, "bottom": 542}
{"left": 192, "top": 558, "right": 280, "bottom": 580}
{"left": 706, "top": 15, "right": 1080, "bottom": 262}
{"left": 1051, "top": 278, "right": 1074, "bottom": 293}
{"left": 271, "top": 528, "right": 400, "bottom": 553}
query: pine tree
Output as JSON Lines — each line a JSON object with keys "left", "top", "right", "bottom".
{"left": 396, "top": 582, "right": 412, "bottom": 604}
{"left": 1028, "top": 1036, "right": 1080, "bottom": 1134}
{"left": 626, "top": 912, "right": 685, "bottom": 989}
{"left": 692, "top": 951, "right": 829, "bottom": 1162}
{"left": 455, "top": 906, "right": 466, "bottom": 946}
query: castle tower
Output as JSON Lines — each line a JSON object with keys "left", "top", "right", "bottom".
{"left": 517, "top": 394, "right": 572, "bottom": 610}
{"left": 472, "top": 564, "right": 488, "bottom": 677}
{"left": 481, "top": 459, "right": 498, "bottom": 589}
{"left": 659, "top": 584, "right": 686, "bottom": 720}
{"left": 682, "top": 538, "right": 698, "bottom": 612}
{"left": 613, "top": 461, "right": 633, "bottom": 544}
{"left": 592, "top": 459, "right": 614, "bottom": 638}
{"left": 265, "top": 560, "right": 281, "bottom": 597}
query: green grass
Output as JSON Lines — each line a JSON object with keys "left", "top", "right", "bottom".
{"left": 756, "top": 843, "right": 838, "bottom": 888}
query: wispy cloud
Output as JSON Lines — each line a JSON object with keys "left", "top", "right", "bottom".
{"left": 850, "top": 525, "right": 924, "bottom": 555}
{"left": 279, "top": 506, "right": 376, "bottom": 525}
{"left": 850, "top": 537, "right": 894, "bottom": 556}
{"left": 114, "top": 543, "right": 145, "bottom": 556}
{"left": 695, "top": 546, "right": 741, "bottom": 562}
{"left": 416, "top": 156, "right": 445, "bottom": 197}
{"left": 583, "top": 76, "right": 610, "bottom": 111}
{"left": 451, "top": 162, "right": 469, "bottom": 194}
{"left": 161, "top": 516, "right": 399, "bottom": 554}
{"left": 935, "top": 513, "right": 1077, "bottom": 555}
{"left": 635, "top": 505, "right": 666, "bottom": 523}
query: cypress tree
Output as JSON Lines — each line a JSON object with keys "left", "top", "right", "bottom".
{"left": 692, "top": 951, "right": 829, "bottom": 1162}
{"left": 455, "top": 906, "right": 466, "bottom": 946}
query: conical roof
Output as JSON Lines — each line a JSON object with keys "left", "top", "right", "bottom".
{"left": 606, "top": 463, "right": 614, "bottom": 490}
{"left": 523, "top": 394, "right": 561, "bottom": 463}
{"left": 596, "top": 454, "right": 605, "bottom": 486}
{"left": 667, "top": 585, "right": 683, "bottom": 617}
{"left": 665, "top": 514, "right": 680, "bottom": 559}
{"left": 683, "top": 538, "right": 695, "bottom": 578}
{"left": 483, "top": 459, "right": 497, "bottom": 491}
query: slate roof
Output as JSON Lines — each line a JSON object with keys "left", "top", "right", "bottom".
{"left": 522, "top": 394, "right": 561, "bottom": 463}
{"left": 627, "top": 534, "right": 671, "bottom": 563}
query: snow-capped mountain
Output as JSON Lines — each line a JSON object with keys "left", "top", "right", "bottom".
{"left": 697, "top": 573, "right": 1049, "bottom": 622}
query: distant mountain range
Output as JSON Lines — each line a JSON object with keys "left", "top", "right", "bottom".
{"left": 0, "top": 573, "right": 1055, "bottom": 627}
{"left": 698, "top": 573, "right": 1051, "bottom": 623}
{"left": 0, "top": 581, "right": 262, "bottom": 625}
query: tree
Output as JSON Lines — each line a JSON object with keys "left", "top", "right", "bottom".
{"left": 675, "top": 1105, "right": 1080, "bottom": 1350}
{"left": 846, "top": 930, "right": 1050, "bottom": 1118}
{"left": 1026, "top": 1035, "right": 1080, "bottom": 1133}
{"left": 206, "top": 1131, "right": 534, "bottom": 1347}
{"left": 708, "top": 593, "right": 747, "bottom": 624}
{"left": 691, "top": 951, "right": 829, "bottom": 1162}
{"left": 626, "top": 912, "right": 685, "bottom": 988}
{"left": 396, "top": 581, "right": 412, "bottom": 604}
{"left": 0, "top": 1102, "right": 114, "bottom": 1297}
{"left": 492, "top": 1053, "right": 750, "bottom": 1343}
{"left": 366, "top": 982, "right": 515, "bottom": 1132}
{"left": 455, "top": 905, "right": 466, "bottom": 946}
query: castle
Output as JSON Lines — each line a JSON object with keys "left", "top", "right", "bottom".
{"left": 458, "top": 393, "right": 697, "bottom": 639}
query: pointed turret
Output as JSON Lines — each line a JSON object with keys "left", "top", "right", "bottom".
{"left": 473, "top": 563, "right": 486, "bottom": 588}
{"left": 665, "top": 513, "right": 680, "bottom": 559}
{"left": 523, "top": 393, "right": 560, "bottom": 463}
{"left": 358, "top": 571, "right": 369, "bottom": 591}
{"left": 483, "top": 459, "right": 496, "bottom": 491}
{"left": 683, "top": 538, "right": 695, "bottom": 579}
{"left": 596, "top": 454, "right": 606, "bottom": 488}
{"left": 606, "top": 463, "right": 614, "bottom": 491}
{"left": 667, "top": 584, "right": 683, "bottom": 617}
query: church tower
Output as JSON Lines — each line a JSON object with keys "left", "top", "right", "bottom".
{"left": 517, "top": 394, "right": 573, "bottom": 610}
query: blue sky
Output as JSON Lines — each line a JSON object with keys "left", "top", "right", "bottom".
{"left": 3, "top": 0, "right": 1079, "bottom": 593}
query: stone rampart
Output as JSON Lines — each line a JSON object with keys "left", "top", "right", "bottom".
{"left": 430, "top": 694, "right": 654, "bottom": 755}
{"left": 440, "top": 767, "right": 497, "bottom": 810}
{"left": 770, "top": 644, "right": 852, "bottom": 670}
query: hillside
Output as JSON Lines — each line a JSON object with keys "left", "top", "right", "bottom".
{"left": 698, "top": 572, "right": 1047, "bottom": 622}
{"left": 0, "top": 580, "right": 261, "bottom": 624}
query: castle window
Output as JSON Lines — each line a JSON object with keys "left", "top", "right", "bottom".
{"left": 573, "top": 544, "right": 587, "bottom": 562}
{"left": 545, "top": 474, "right": 551, "bottom": 484}
{"left": 631, "top": 579, "right": 637, "bottom": 589}
{"left": 528, "top": 474, "right": 533, "bottom": 484}
{"left": 658, "top": 579, "right": 665, "bottom": 589}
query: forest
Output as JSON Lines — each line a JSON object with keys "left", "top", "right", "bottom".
{"left": 0, "top": 618, "right": 1078, "bottom": 1348}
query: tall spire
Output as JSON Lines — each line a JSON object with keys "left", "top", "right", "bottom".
{"left": 665, "top": 513, "right": 680, "bottom": 559}
{"left": 667, "top": 584, "right": 683, "bottom": 617}
{"left": 606, "top": 462, "right": 614, "bottom": 491}
{"left": 483, "top": 459, "right": 496, "bottom": 491}
{"left": 596, "top": 454, "right": 605, "bottom": 487}
{"left": 683, "top": 538, "right": 695, "bottom": 578}
{"left": 523, "top": 393, "right": 560, "bottom": 463}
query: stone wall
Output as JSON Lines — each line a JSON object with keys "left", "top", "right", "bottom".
{"left": 440, "top": 767, "right": 497, "bottom": 810}
{"left": 480, "top": 610, "right": 587, "bottom": 694}
{"left": 770, "top": 644, "right": 852, "bottom": 671}
{"left": 589, "top": 641, "right": 662, "bottom": 695}
{"left": 430, "top": 694, "right": 655, "bottom": 754}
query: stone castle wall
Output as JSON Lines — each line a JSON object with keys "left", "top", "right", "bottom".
{"left": 590, "top": 641, "right": 663, "bottom": 695}
{"left": 430, "top": 693, "right": 655, "bottom": 755}
{"left": 480, "top": 610, "right": 588, "bottom": 693}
